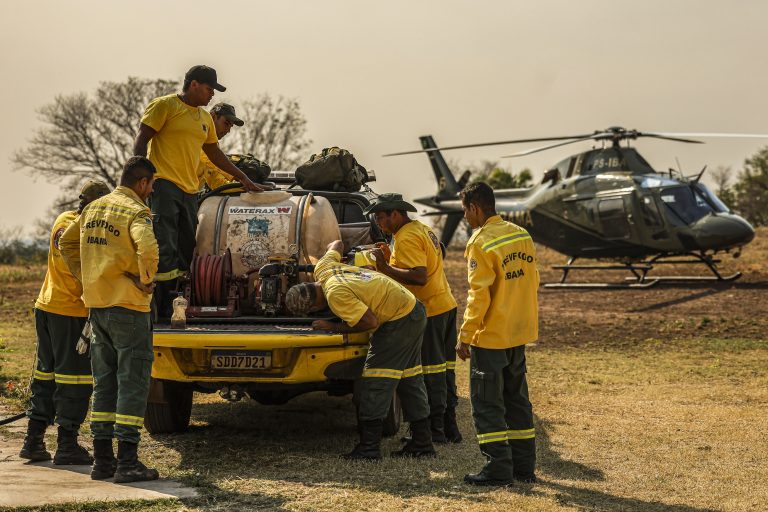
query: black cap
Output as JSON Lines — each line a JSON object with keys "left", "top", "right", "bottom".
{"left": 210, "top": 103, "right": 244, "bottom": 126}
{"left": 185, "top": 65, "right": 226, "bottom": 92}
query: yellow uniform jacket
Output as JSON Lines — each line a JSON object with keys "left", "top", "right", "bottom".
{"left": 35, "top": 210, "right": 88, "bottom": 317}
{"left": 197, "top": 151, "right": 234, "bottom": 191}
{"left": 459, "top": 215, "right": 539, "bottom": 349}
{"left": 314, "top": 249, "right": 416, "bottom": 327}
{"left": 59, "top": 187, "right": 159, "bottom": 313}
{"left": 390, "top": 220, "right": 457, "bottom": 318}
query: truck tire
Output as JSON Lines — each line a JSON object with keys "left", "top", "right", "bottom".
{"left": 144, "top": 379, "right": 193, "bottom": 434}
{"left": 352, "top": 379, "right": 402, "bottom": 437}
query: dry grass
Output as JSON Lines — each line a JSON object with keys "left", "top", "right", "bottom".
{"left": 1, "top": 231, "right": 767, "bottom": 511}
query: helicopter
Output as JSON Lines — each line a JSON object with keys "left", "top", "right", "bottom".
{"left": 384, "top": 128, "right": 762, "bottom": 288}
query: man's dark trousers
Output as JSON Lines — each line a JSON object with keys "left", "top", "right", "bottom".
{"left": 358, "top": 302, "right": 430, "bottom": 423}
{"left": 470, "top": 344, "right": 536, "bottom": 480}
{"left": 28, "top": 309, "right": 91, "bottom": 431}
{"left": 149, "top": 178, "right": 198, "bottom": 317}
{"left": 89, "top": 307, "right": 153, "bottom": 444}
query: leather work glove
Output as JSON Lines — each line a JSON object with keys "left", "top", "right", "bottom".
{"left": 76, "top": 320, "right": 92, "bottom": 355}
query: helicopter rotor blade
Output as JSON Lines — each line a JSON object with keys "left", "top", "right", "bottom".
{"left": 499, "top": 136, "right": 597, "bottom": 158}
{"left": 650, "top": 132, "right": 768, "bottom": 140}
{"left": 382, "top": 134, "right": 595, "bottom": 157}
{"left": 639, "top": 133, "right": 704, "bottom": 144}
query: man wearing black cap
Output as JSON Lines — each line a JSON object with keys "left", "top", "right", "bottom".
{"left": 198, "top": 102, "right": 245, "bottom": 190}
{"left": 133, "top": 65, "right": 265, "bottom": 318}
{"left": 20, "top": 180, "right": 110, "bottom": 466}
{"left": 367, "top": 193, "right": 461, "bottom": 445}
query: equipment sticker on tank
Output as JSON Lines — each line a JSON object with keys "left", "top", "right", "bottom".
{"left": 228, "top": 206, "right": 292, "bottom": 215}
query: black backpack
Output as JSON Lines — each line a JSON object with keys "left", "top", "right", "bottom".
{"left": 229, "top": 154, "right": 271, "bottom": 183}
{"left": 295, "top": 147, "right": 367, "bottom": 192}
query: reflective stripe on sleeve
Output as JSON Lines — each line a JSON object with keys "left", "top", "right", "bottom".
{"left": 115, "top": 414, "right": 144, "bottom": 427}
{"left": 54, "top": 373, "right": 93, "bottom": 385}
{"left": 421, "top": 362, "right": 447, "bottom": 375}
{"left": 482, "top": 232, "right": 531, "bottom": 253}
{"left": 446, "top": 361, "right": 456, "bottom": 371}
{"left": 91, "top": 411, "right": 116, "bottom": 422}
{"left": 506, "top": 428, "right": 536, "bottom": 440}
{"left": 33, "top": 370, "right": 55, "bottom": 381}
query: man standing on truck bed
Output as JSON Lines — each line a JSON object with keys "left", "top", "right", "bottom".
{"left": 456, "top": 182, "right": 539, "bottom": 487}
{"left": 285, "top": 240, "right": 436, "bottom": 460}
{"left": 133, "top": 65, "right": 265, "bottom": 318}
{"left": 60, "top": 156, "right": 161, "bottom": 483}
{"left": 366, "top": 193, "right": 462, "bottom": 444}
{"left": 19, "top": 180, "right": 110, "bottom": 466}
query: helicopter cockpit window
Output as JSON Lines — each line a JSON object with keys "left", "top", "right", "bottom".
{"left": 659, "top": 186, "right": 714, "bottom": 225}
{"left": 694, "top": 183, "right": 730, "bottom": 213}
{"left": 637, "top": 176, "right": 679, "bottom": 188}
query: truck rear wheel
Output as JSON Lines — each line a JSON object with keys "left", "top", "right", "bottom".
{"left": 144, "top": 379, "right": 193, "bottom": 434}
{"left": 353, "top": 379, "right": 402, "bottom": 437}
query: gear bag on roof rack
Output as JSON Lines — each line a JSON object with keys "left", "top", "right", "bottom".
{"left": 295, "top": 147, "right": 368, "bottom": 192}
{"left": 229, "top": 154, "right": 271, "bottom": 183}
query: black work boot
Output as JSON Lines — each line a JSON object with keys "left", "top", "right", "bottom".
{"left": 391, "top": 418, "right": 436, "bottom": 458}
{"left": 444, "top": 407, "right": 463, "bottom": 444}
{"left": 19, "top": 419, "right": 51, "bottom": 462}
{"left": 342, "top": 419, "right": 383, "bottom": 461}
{"left": 113, "top": 441, "right": 159, "bottom": 483}
{"left": 464, "top": 470, "right": 514, "bottom": 487}
{"left": 91, "top": 439, "right": 117, "bottom": 480}
{"left": 430, "top": 413, "right": 448, "bottom": 444}
{"left": 53, "top": 426, "right": 94, "bottom": 465}
{"left": 464, "top": 440, "right": 514, "bottom": 486}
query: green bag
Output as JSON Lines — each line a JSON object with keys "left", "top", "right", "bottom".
{"left": 295, "top": 147, "right": 367, "bottom": 192}
{"left": 229, "top": 154, "right": 271, "bottom": 183}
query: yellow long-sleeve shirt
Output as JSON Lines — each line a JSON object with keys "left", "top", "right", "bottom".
{"left": 197, "top": 151, "right": 234, "bottom": 191}
{"left": 314, "top": 249, "right": 416, "bottom": 327}
{"left": 459, "top": 215, "right": 539, "bottom": 349}
{"left": 34, "top": 210, "right": 88, "bottom": 317}
{"left": 389, "top": 220, "right": 457, "bottom": 318}
{"left": 59, "top": 186, "right": 159, "bottom": 312}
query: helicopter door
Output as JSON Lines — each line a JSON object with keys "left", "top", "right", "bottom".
{"left": 597, "top": 197, "right": 631, "bottom": 239}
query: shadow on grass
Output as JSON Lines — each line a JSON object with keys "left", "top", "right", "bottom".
{"left": 151, "top": 393, "right": 717, "bottom": 511}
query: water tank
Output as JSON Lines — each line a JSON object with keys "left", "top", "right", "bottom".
{"left": 196, "top": 191, "right": 341, "bottom": 277}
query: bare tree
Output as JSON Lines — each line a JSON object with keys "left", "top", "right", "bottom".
{"left": 13, "top": 77, "right": 178, "bottom": 190}
{"left": 14, "top": 78, "right": 313, "bottom": 231}
{"left": 221, "top": 94, "right": 312, "bottom": 170}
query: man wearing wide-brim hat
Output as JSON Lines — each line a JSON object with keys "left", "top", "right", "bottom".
{"left": 20, "top": 180, "right": 110, "bottom": 466}
{"left": 366, "top": 193, "right": 462, "bottom": 450}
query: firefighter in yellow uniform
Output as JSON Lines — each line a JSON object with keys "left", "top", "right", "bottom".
{"left": 197, "top": 102, "right": 245, "bottom": 191}
{"left": 456, "top": 182, "right": 539, "bottom": 487}
{"left": 60, "top": 157, "right": 160, "bottom": 483}
{"left": 133, "top": 65, "right": 263, "bottom": 318}
{"left": 20, "top": 181, "right": 110, "bottom": 465}
{"left": 366, "top": 193, "right": 461, "bottom": 443}
{"left": 285, "top": 241, "right": 435, "bottom": 460}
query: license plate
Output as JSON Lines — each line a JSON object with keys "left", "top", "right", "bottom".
{"left": 211, "top": 350, "right": 272, "bottom": 370}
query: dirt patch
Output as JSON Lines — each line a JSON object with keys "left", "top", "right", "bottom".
{"left": 445, "top": 227, "right": 768, "bottom": 347}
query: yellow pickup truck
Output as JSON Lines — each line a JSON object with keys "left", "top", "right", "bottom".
{"left": 144, "top": 178, "right": 403, "bottom": 436}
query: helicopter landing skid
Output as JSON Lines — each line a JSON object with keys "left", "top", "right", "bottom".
{"left": 545, "top": 253, "right": 740, "bottom": 289}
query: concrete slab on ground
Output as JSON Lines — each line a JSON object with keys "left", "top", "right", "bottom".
{"left": 0, "top": 435, "right": 198, "bottom": 508}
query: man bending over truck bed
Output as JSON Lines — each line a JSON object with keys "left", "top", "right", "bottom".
{"left": 285, "top": 241, "right": 435, "bottom": 461}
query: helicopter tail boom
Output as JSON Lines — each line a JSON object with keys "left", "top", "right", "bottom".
{"left": 420, "top": 135, "right": 463, "bottom": 199}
